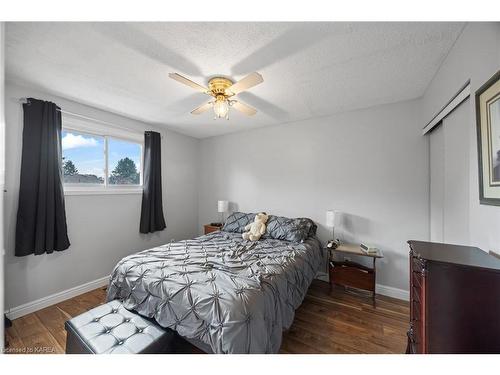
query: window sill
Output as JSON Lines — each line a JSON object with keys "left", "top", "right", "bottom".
{"left": 64, "top": 188, "right": 143, "bottom": 196}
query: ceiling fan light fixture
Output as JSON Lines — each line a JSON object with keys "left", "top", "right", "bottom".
{"left": 213, "top": 95, "right": 230, "bottom": 119}
{"left": 168, "top": 72, "right": 262, "bottom": 119}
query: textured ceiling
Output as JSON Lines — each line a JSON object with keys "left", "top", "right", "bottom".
{"left": 5, "top": 22, "right": 465, "bottom": 138}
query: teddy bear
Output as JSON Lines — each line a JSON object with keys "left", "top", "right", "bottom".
{"left": 242, "top": 212, "right": 269, "bottom": 241}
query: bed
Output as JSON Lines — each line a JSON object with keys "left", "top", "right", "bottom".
{"left": 106, "top": 219, "right": 324, "bottom": 354}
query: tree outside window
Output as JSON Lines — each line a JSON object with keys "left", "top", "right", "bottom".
{"left": 109, "top": 157, "right": 140, "bottom": 185}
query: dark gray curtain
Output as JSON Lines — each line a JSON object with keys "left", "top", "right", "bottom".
{"left": 140, "top": 131, "right": 166, "bottom": 233}
{"left": 15, "top": 98, "right": 70, "bottom": 256}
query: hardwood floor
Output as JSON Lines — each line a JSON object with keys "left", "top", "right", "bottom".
{"left": 5, "top": 280, "right": 409, "bottom": 354}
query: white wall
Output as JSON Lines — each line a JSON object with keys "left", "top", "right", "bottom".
{"left": 3, "top": 82, "right": 199, "bottom": 310}
{"left": 198, "top": 99, "right": 429, "bottom": 294}
{"left": 422, "top": 22, "right": 500, "bottom": 252}
{"left": 0, "top": 22, "right": 6, "bottom": 350}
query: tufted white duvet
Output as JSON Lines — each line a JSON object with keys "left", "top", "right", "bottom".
{"left": 107, "top": 231, "right": 324, "bottom": 353}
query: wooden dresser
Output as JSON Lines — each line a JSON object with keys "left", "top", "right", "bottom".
{"left": 407, "top": 240, "right": 500, "bottom": 354}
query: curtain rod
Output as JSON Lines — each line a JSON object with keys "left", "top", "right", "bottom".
{"left": 18, "top": 97, "right": 161, "bottom": 138}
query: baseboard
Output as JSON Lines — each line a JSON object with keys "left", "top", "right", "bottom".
{"left": 376, "top": 283, "right": 409, "bottom": 301}
{"left": 5, "top": 276, "right": 110, "bottom": 320}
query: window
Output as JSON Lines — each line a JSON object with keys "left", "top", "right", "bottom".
{"left": 62, "top": 130, "right": 105, "bottom": 185}
{"left": 108, "top": 138, "right": 142, "bottom": 185}
{"left": 62, "top": 122, "right": 143, "bottom": 194}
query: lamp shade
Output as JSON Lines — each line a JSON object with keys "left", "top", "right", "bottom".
{"left": 218, "top": 200, "right": 229, "bottom": 213}
{"left": 326, "top": 210, "right": 336, "bottom": 227}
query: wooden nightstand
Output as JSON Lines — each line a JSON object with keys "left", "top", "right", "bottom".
{"left": 204, "top": 224, "right": 222, "bottom": 234}
{"left": 328, "top": 243, "right": 383, "bottom": 306}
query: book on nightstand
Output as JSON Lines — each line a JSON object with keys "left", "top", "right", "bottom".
{"left": 360, "top": 243, "right": 378, "bottom": 254}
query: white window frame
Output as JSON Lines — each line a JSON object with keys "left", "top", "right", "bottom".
{"left": 62, "top": 116, "right": 144, "bottom": 196}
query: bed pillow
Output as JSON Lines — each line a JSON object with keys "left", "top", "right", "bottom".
{"left": 306, "top": 219, "right": 318, "bottom": 237}
{"left": 221, "top": 212, "right": 256, "bottom": 233}
{"left": 264, "top": 215, "right": 317, "bottom": 242}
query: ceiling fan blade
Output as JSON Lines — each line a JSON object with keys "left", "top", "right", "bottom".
{"left": 227, "top": 72, "right": 263, "bottom": 95}
{"left": 169, "top": 73, "right": 209, "bottom": 94}
{"left": 232, "top": 101, "right": 257, "bottom": 116}
{"left": 191, "top": 101, "right": 213, "bottom": 115}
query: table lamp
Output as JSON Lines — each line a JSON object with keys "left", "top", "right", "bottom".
{"left": 326, "top": 210, "right": 339, "bottom": 249}
{"left": 217, "top": 200, "right": 229, "bottom": 226}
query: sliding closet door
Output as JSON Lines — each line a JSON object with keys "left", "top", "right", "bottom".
{"left": 429, "top": 98, "right": 470, "bottom": 244}
{"left": 430, "top": 125, "right": 444, "bottom": 242}
{"left": 442, "top": 99, "right": 470, "bottom": 244}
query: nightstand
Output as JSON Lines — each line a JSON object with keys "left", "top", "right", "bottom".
{"left": 328, "top": 243, "right": 383, "bottom": 306}
{"left": 204, "top": 224, "right": 222, "bottom": 234}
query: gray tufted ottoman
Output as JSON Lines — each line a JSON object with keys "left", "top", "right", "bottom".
{"left": 65, "top": 300, "right": 174, "bottom": 354}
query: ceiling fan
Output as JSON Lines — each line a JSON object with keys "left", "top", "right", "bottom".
{"left": 168, "top": 72, "right": 264, "bottom": 120}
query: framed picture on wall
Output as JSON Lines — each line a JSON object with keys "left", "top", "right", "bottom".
{"left": 476, "top": 69, "right": 500, "bottom": 206}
